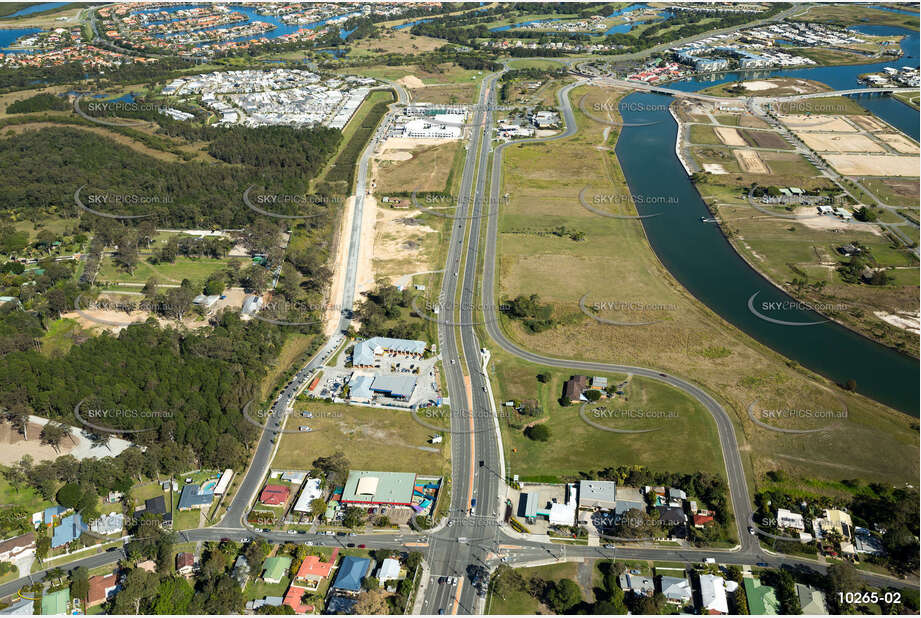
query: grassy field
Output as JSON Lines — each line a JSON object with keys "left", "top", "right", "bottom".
{"left": 488, "top": 561, "right": 582, "bottom": 615}
{"left": 489, "top": 84, "right": 918, "bottom": 489}
{"left": 375, "top": 142, "right": 462, "bottom": 195}
{"left": 259, "top": 333, "right": 318, "bottom": 400}
{"left": 791, "top": 3, "right": 920, "bottom": 30}
{"left": 700, "top": 78, "right": 831, "bottom": 98}
{"left": 96, "top": 254, "right": 245, "bottom": 286}
{"left": 491, "top": 351, "right": 726, "bottom": 482}
{"left": 411, "top": 83, "right": 479, "bottom": 104}
{"left": 336, "top": 63, "right": 487, "bottom": 86}
{"left": 40, "top": 318, "right": 82, "bottom": 357}
{"left": 272, "top": 400, "right": 448, "bottom": 476}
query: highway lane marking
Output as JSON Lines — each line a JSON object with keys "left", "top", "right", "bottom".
{"left": 464, "top": 374, "right": 475, "bottom": 513}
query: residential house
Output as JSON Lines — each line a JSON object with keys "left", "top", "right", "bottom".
{"left": 176, "top": 551, "right": 196, "bottom": 576}
{"left": 295, "top": 549, "right": 339, "bottom": 588}
{"left": 814, "top": 508, "right": 853, "bottom": 541}
{"left": 87, "top": 572, "right": 118, "bottom": 608}
{"left": 615, "top": 486, "right": 646, "bottom": 517}
{"left": 618, "top": 573, "right": 654, "bottom": 597}
{"left": 90, "top": 513, "right": 124, "bottom": 536}
{"left": 377, "top": 558, "right": 401, "bottom": 584}
{"left": 51, "top": 513, "right": 85, "bottom": 548}
{"left": 693, "top": 513, "right": 715, "bottom": 528}
{"left": 699, "top": 574, "right": 728, "bottom": 615}
{"left": 260, "top": 484, "right": 291, "bottom": 506}
{"left": 659, "top": 575, "right": 692, "bottom": 605}
{"left": 283, "top": 584, "right": 312, "bottom": 614}
{"left": 744, "top": 575, "right": 780, "bottom": 615}
{"left": 0, "top": 599, "right": 33, "bottom": 615}
{"left": 262, "top": 556, "right": 293, "bottom": 584}
{"left": 232, "top": 555, "right": 251, "bottom": 587}
{"left": 589, "top": 376, "right": 607, "bottom": 390}
{"left": 177, "top": 484, "right": 214, "bottom": 511}
{"left": 795, "top": 583, "right": 828, "bottom": 615}
{"left": 0, "top": 532, "right": 35, "bottom": 562}
{"left": 777, "top": 508, "right": 805, "bottom": 531}
{"left": 563, "top": 375, "right": 588, "bottom": 403}
{"left": 331, "top": 556, "right": 371, "bottom": 594}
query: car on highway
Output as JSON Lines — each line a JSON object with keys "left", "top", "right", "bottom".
{"left": 358, "top": 544, "right": 366, "bottom": 548}
{"left": 748, "top": 526, "right": 755, "bottom": 535}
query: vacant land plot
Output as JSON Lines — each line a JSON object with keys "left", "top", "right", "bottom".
{"left": 824, "top": 153, "right": 920, "bottom": 176}
{"left": 849, "top": 115, "right": 891, "bottom": 132}
{"left": 714, "top": 126, "right": 746, "bottom": 146}
{"left": 411, "top": 83, "right": 478, "bottom": 104}
{"left": 797, "top": 132, "right": 885, "bottom": 153}
{"left": 877, "top": 132, "right": 919, "bottom": 154}
{"left": 96, "top": 255, "right": 245, "bottom": 285}
{"left": 492, "top": 85, "right": 918, "bottom": 487}
{"left": 273, "top": 400, "right": 447, "bottom": 476}
{"left": 689, "top": 124, "right": 721, "bottom": 145}
{"left": 741, "top": 129, "right": 790, "bottom": 149}
{"left": 734, "top": 149, "right": 770, "bottom": 173}
{"left": 779, "top": 114, "right": 858, "bottom": 132}
{"left": 488, "top": 562, "right": 582, "bottom": 615}
{"left": 860, "top": 177, "right": 921, "bottom": 206}
{"left": 374, "top": 141, "right": 461, "bottom": 194}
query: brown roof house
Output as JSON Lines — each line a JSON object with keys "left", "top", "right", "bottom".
{"left": 176, "top": 551, "right": 196, "bottom": 576}
{"left": 563, "top": 375, "right": 588, "bottom": 403}
{"left": 87, "top": 572, "right": 118, "bottom": 608}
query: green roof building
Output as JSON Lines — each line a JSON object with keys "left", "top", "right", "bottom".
{"left": 743, "top": 576, "right": 780, "bottom": 615}
{"left": 261, "top": 556, "right": 292, "bottom": 584}
{"left": 341, "top": 470, "right": 416, "bottom": 506}
{"left": 41, "top": 588, "right": 70, "bottom": 615}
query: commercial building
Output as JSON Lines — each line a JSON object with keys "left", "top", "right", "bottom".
{"left": 352, "top": 337, "right": 426, "bottom": 368}
{"left": 578, "top": 480, "right": 618, "bottom": 511}
{"left": 548, "top": 483, "right": 577, "bottom": 526}
{"left": 369, "top": 375, "right": 417, "bottom": 401}
{"left": 341, "top": 471, "right": 417, "bottom": 506}
{"left": 616, "top": 486, "right": 646, "bottom": 516}
{"left": 776, "top": 508, "right": 805, "bottom": 531}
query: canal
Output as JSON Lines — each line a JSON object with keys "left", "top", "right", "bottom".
{"left": 614, "top": 27, "right": 919, "bottom": 414}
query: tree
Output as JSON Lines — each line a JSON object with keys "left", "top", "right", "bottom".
{"left": 524, "top": 423, "right": 550, "bottom": 441}
{"left": 545, "top": 578, "right": 581, "bottom": 613}
{"left": 56, "top": 482, "right": 82, "bottom": 509}
{"left": 362, "top": 576, "right": 379, "bottom": 590}
{"left": 310, "top": 498, "right": 327, "bottom": 520}
{"left": 354, "top": 589, "right": 389, "bottom": 615}
{"left": 343, "top": 506, "right": 366, "bottom": 529}
{"left": 583, "top": 389, "right": 602, "bottom": 402}
{"left": 826, "top": 562, "right": 860, "bottom": 612}
{"left": 536, "top": 372, "right": 550, "bottom": 383}
{"left": 39, "top": 422, "right": 70, "bottom": 452}
{"left": 312, "top": 451, "right": 349, "bottom": 486}
{"left": 69, "top": 566, "right": 89, "bottom": 604}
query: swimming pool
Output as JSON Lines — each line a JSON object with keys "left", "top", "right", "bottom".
{"left": 201, "top": 480, "right": 218, "bottom": 493}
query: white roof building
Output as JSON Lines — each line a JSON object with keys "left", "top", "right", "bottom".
{"left": 293, "top": 478, "right": 323, "bottom": 513}
{"left": 89, "top": 513, "right": 124, "bottom": 536}
{"left": 377, "top": 558, "right": 401, "bottom": 582}
{"left": 214, "top": 469, "right": 234, "bottom": 496}
{"left": 699, "top": 574, "right": 729, "bottom": 615}
{"left": 777, "top": 508, "right": 805, "bottom": 531}
{"left": 548, "top": 483, "right": 577, "bottom": 526}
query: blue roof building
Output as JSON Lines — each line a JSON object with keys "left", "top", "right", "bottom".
{"left": 332, "top": 556, "right": 371, "bottom": 592}
{"left": 51, "top": 513, "right": 85, "bottom": 548}
{"left": 177, "top": 484, "right": 214, "bottom": 511}
{"left": 43, "top": 506, "right": 66, "bottom": 525}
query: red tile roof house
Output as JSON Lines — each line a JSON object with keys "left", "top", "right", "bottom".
{"left": 260, "top": 484, "right": 291, "bottom": 506}
{"left": 283, "top": 584, "right": 313, "bottom": 614}
{"left": 176, "top": 551, "right": 196, "bottom": 575}
{"left": 295, "top": 549, "right": 339, "bottom": 589}
{"left": 87, "top": 572, "right": 118, "bottom": 608}
{"left": 694, "top": 513, "right": 715, "bottom": 528}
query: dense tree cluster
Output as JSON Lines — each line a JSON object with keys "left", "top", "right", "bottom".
{"left": 504, "top": 293, "right": 555, "bottom": 333}
{"left": 354, "top": 285, "right": 427, "bottom": 342}
{"left": 6, "top": 92, "right": 70, "bottom": 114}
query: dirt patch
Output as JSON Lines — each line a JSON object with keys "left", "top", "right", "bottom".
{"left": 373, "top": 206, "right": 438, "bottom": 283}
{"left": 849, "top": 115, "right": 890, "bottom": 132}
{"left": 877, "top": 133, "right": 918, "bottom": 154}
{"left": 873, "top": 310, "right": 920, "bottom": 335}
{"left": 741, "top": 129, "right": 789, "bottom": 149}
{"left": 780, "top": 114, "right": 858, "bottom": 132}
{"left": 0, "top": 421, "right": 76, "bottom": 465}
{"left": 378, "top": 150, "right": 413, "bottom": 162}
{"left": 734, "top": 149, "right": 770, "bottom": 174}
{"left": 791, "top": 207, "right": 882, "bottom": 235}
{"left": 397, "top": 75, "right": 425, "bottom": 89}
{"left": 824, "top": 153, "right": 920, "bottom": 176}
{"left": 797, "top": 132, "right": 885, "bottom": 153}
{"left": 703, "top": 163, "right": 728, "bottom": 174}
{"left": 714, "top": 126, "right": 746, "bottom": 146}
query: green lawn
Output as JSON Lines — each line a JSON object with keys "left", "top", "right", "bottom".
{"left": 488, "top": 562, "right": 581, "bottom": 615}
{"left": 492, "top": 352, "right": 726, "bottom": 482}
{"left": 40, "top": 318, "right": 81, "bottom": 357}
{"left": 96, "top": 255, "right": 245, "bottom": 286}
{"left": 272, "top": 400, "right": 448, "bottom": 476}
